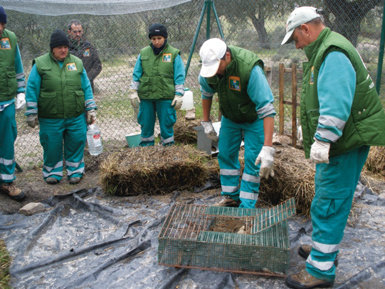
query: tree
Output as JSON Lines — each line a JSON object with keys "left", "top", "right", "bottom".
{"left": 324, "top": 0, "right": 382, "bottom": 46}
{"left": 213, "top": 0, "right": 293, "bottom": 49}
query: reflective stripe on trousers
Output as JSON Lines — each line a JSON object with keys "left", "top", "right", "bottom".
{"left": 218, "top": 116, "right": 264, "bottom": 207}
{"left": 138, "top": 99, "right": 176, "bottom": 146}
{"left": 0, "top": 103, "right": 17, "bottom": 183}
{"left": 306, "top": 145, "right": 370, "bottom": 281}
{"left": 39, "top": 114, "right": 87, "bottom": 180}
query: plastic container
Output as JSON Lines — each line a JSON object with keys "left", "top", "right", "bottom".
{"left": 125, "top": 133, "right": 141, "bottom": 148}
{"left": 181, "top": 89, "right": 194, "bottom": 110}
{"left": 87, "top": 124, "right": 103, "bottom": 156}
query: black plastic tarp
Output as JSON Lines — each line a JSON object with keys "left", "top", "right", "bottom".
{"left": 1, "top": 183, "right": 385, "bottom": 288}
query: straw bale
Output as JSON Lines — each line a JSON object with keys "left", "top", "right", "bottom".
{"left": 100, "top": 145, "right": 219, "bottom": 196}
{"left": 365, "top": 146, "right": 385, "bottom": 177}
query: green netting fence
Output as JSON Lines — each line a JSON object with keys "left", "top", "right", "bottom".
{"left": 1, "top": 0, "right": 383, "bottom": 169}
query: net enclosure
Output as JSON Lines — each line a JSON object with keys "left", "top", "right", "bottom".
{"left": 158, "top": 198, "right": 296, "bottom": 276}
{"left": 1, "top": 0, "right": 384, "bottom": 170}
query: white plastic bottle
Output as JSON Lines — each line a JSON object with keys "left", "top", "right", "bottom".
{"left": 87, "top": 124, "right": 103, "bottom": 156}
{"left": 181, "top": 88, "right": 194, "bottom": 110}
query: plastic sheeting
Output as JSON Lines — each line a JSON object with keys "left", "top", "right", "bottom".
{"left": 0, "top": 0, "right": 192, "bottom": 16}
{"left": 1, "top": 183, "right": 385, "bottom": 289}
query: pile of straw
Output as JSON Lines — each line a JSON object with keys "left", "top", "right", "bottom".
{"left": 173, "top": 117, "right": 200, "bottom": 144}
{"left": 100, "top": 145, "right": 218, "bottom": 196}
{"left": 259, "top": 143, "right": 315, "bottom": 216}
{"left": 365, "top": 146, "right": 385, "bottom": 177}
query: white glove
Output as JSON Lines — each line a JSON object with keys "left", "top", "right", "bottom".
{"left": 310, "top": 138, "right": 330, "bottom": 164}
{"left": 130, "top": 90, "right": 140, "bottom": 118}
{"left": 201, "top": 121, "right": 218, "bottom": 142}
{"left": 297, "top": 125, "right": 303, "bottom": 143}
{"left": 130, "top": 90, "right": 140, "bottom": 109}
{"left": 86, "top": 109, "right": 97, "bottom": 124}
{"left": 255, "top": 146, "right": 275, "bottom": 179}
{"left": 27, "top": 114, "right": 38, "bottom": 128}
{"left": 171, "top": 95, "right": 183, "bottom": 110}
{"left": 15, "top": 93, "right": 26, "bottom": 110}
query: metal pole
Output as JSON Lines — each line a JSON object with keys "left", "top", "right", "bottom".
{"left": 211, "top": 0, "right": 224, "bottom": 38}
{"left": 15, "top": 162, "right": 23, "bottom": 173}
{"left": 184, "top": 0, "right": 225, "bottom": 76}
{"left": 185, "top": 1, "right": 208, "bottom": 75}
{"left": 376, "top": 2, "right": 385, "bottom": 95}
{"left": 206, "top": 0, "right": 211, "bottom": 40}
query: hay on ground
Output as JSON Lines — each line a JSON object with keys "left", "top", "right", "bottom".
{"left": 259, "top": 143, "right": 315, "bottom": 216}
{"left": 365, "top": 146, "right": 385, "bottom": 177}
{"left": 173, "top": 117, "right": 200, "bottom": 145}
{"left": 235, "top": 135, "right": 315, "bottom": 216}
{"left": 100, "top": 145, "right": 219, "bottom": 196}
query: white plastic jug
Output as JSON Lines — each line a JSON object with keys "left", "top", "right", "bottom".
{"left": 181, "top": 89, "right": 194, "bottom": 110}
{"left": 87, "top": 124, "right": 103, "bottom": 156}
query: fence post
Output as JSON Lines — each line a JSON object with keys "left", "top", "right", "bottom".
{"left": 278, "top": 62, "right": 299, "bottom": 147}
{"left": 376, "top": 2, "right": 385, "bottom": 95}
{"left": 279, "top": 63, "right": 285, "bottom": 135}
{"left": 291, "top": 63, "right": 297, "bottom": 147}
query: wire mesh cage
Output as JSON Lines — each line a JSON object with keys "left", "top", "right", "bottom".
{"left": 158, "top": 198, "right": 296, "bottom": 276}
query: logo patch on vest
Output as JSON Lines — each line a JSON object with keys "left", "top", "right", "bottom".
{"left": 310, "top": 66, "right": 314, "bottom": 85}
{"left": 162, "top": 53, "right": 172, "bottom": 62}
{"left": 66, "top": 63, "right": 78, "bottom": 71}
{"left": 83, "top": 48, "right": 90, "bottom": 57}
{"left": 0, "top": 38, "right": 11, "bottom": 49}
{"left": 229, "top": 76, "right": 241, "bottom": 91}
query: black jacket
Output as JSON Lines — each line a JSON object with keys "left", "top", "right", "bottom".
{"left": 69, "top": 39, "right": 102, "bottom": 82}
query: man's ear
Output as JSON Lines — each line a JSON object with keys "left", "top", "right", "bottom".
{"left": 300, "top": 23, "right": 310, "bottom": 34}
{"left": 225, "top": 51, "right": 231, "bottom": 61}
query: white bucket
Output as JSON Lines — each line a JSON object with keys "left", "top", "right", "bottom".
{"left": 181, "top": 90, "right": 194, "bottom": 110}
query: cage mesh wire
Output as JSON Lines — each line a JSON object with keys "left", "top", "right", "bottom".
{"left": 158, "top": 198, "right": 295, "bottom": 275}
{"left": 1, "top": 0, "right": 383, "bottom": 169}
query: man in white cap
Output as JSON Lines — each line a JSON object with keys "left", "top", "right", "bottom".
{"left": 199, "top": 38, "right": 275, "bottom": 209}
{"left": 282, "top": 6, "right": 385, "bottom": 289}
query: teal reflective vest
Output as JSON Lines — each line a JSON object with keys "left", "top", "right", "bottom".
{"left": 206, "top": 45, "right": 263, "bottom": 123}
{"left": 138, "top": 44, "right": 179, "bottom": 100}
{"left": 34, "top": 53, "right": 85, "bottom": 119}
{"left": 301, "top": 28, "right": 385, "bottom": 157}
{"left": 0, "top": 29, "right": 18, "bottom": 101}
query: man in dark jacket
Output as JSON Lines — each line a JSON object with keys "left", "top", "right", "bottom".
{"left": 68, "top": 19, "right": 102, "bottom": 92}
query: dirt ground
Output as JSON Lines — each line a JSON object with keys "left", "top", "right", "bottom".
{"left": 0, "top": 164, "right": 100, "bottom": 215}
{"left": 0, "top": 148, "right": 109, "bottom": 214}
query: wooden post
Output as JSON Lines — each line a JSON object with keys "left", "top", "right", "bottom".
{"left": 291, "top": 63, "right": 297, "bottom": 147}
{"left": 279, "top": 63, "right": 284, "bottom": 135}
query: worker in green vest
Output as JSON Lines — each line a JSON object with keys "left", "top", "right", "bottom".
{"left": 25, "top": 29, "right": 97, "bottom": 185}
{"left": 130, "top": 23, "right": 185, "bottom": 146}
{"left": 198, "top": 38, "right": 276, "bottom": 209}
{"left": 281, "top": 6, "right": 385, "bottom": 289}
{"left": 0, "top": 6, "right": 26, "bottom": 201}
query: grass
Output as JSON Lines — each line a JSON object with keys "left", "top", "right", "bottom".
{"left": 0, "top": 240, "right": 11, "bottom": 289}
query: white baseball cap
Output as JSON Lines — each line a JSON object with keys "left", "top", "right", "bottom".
{"left": 199, "top": 38, "right": 227, "bottom": 78}
{"left": 281, "top": 6, "right": 321, "bottom": 45}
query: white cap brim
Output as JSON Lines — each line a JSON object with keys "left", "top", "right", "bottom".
{"left": 281, "top": 28, "right": 295, "bottom": 45}
{"left": 200, "top": 60, "right": 220, "bottom": 78}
